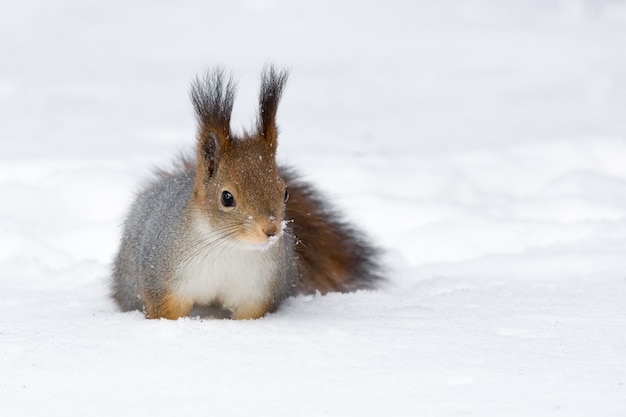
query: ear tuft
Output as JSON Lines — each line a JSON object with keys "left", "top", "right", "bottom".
{"left": 257, "top": 64, "right": 289, "bottom": 148}
{"left": 190, "top": 67, "right": 237, "bottom": 165}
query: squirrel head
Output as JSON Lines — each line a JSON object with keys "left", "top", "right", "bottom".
{"left": 190, "top": 65, "right": 290, "bottom": 248}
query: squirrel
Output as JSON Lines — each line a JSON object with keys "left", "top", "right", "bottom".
{"left": 111, "top": 65, "right": 382, "bottom": 320}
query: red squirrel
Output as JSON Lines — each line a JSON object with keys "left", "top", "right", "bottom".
{"left": 111, "top": 66, "right": 382, "bottom": 319}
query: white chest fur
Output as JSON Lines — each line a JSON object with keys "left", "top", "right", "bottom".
{"left": 174, "top": 219, "right": 281, "bottom": 314}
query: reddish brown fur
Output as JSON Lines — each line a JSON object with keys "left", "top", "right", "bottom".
{"left": 144, "top": 291, "right": 194, "bottom": 320}
{"left": 232, "top": 299, "right": 273, "bottom": 320}
{"left": 192, "top": 133, "right": 287, "bottom": 241}
{"left": 282, "top": 168, "right": 381, "bottom": 293}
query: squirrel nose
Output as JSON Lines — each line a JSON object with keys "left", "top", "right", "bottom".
{"left": 263, "top": 224, "right": 278, "bottom": 237}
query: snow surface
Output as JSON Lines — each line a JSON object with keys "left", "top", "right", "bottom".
{"left": 1, "top": 1, "right": 626, "bottom": 416}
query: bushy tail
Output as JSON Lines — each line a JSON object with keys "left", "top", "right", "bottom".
{"left": 282, "top": 168, "right": 383, "bottom": 293}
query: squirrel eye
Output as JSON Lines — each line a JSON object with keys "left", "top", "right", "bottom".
{"left": 221, "top": 191, "right": 236, "bottom": 207}
{"left": 284, "top": 188, "right": 289, "bottom": 203}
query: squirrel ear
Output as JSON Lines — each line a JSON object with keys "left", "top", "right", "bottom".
{"left": 190, "top": 67, "right": 236, "bottom": 175}
{"left": 199, "top": 131, "right": 220, "bottom": 177}
{"left": 257, "top": 65, "right": 289, "bottom": 149}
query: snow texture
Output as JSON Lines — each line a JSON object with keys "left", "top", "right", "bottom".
{"left": 1, "top": 1, "right": 625, "bottom": 416}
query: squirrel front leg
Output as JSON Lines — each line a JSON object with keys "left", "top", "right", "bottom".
{"left": 232, "top": 300, "right": 272, "bottom": 320}
{"left": 144, "top": 292, "right": 194, "bottom": 320}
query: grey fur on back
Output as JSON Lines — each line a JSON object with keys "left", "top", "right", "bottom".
{"left": 112, "top": 168, "right": 195, "bottom": 312}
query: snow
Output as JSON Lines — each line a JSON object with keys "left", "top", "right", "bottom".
{"left": 1, "top": 0, "right": 626, "bottom": 415}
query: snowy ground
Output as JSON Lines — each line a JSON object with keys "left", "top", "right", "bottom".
{"left": 1, "top": 1, "right": 626, "bottom": 416}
